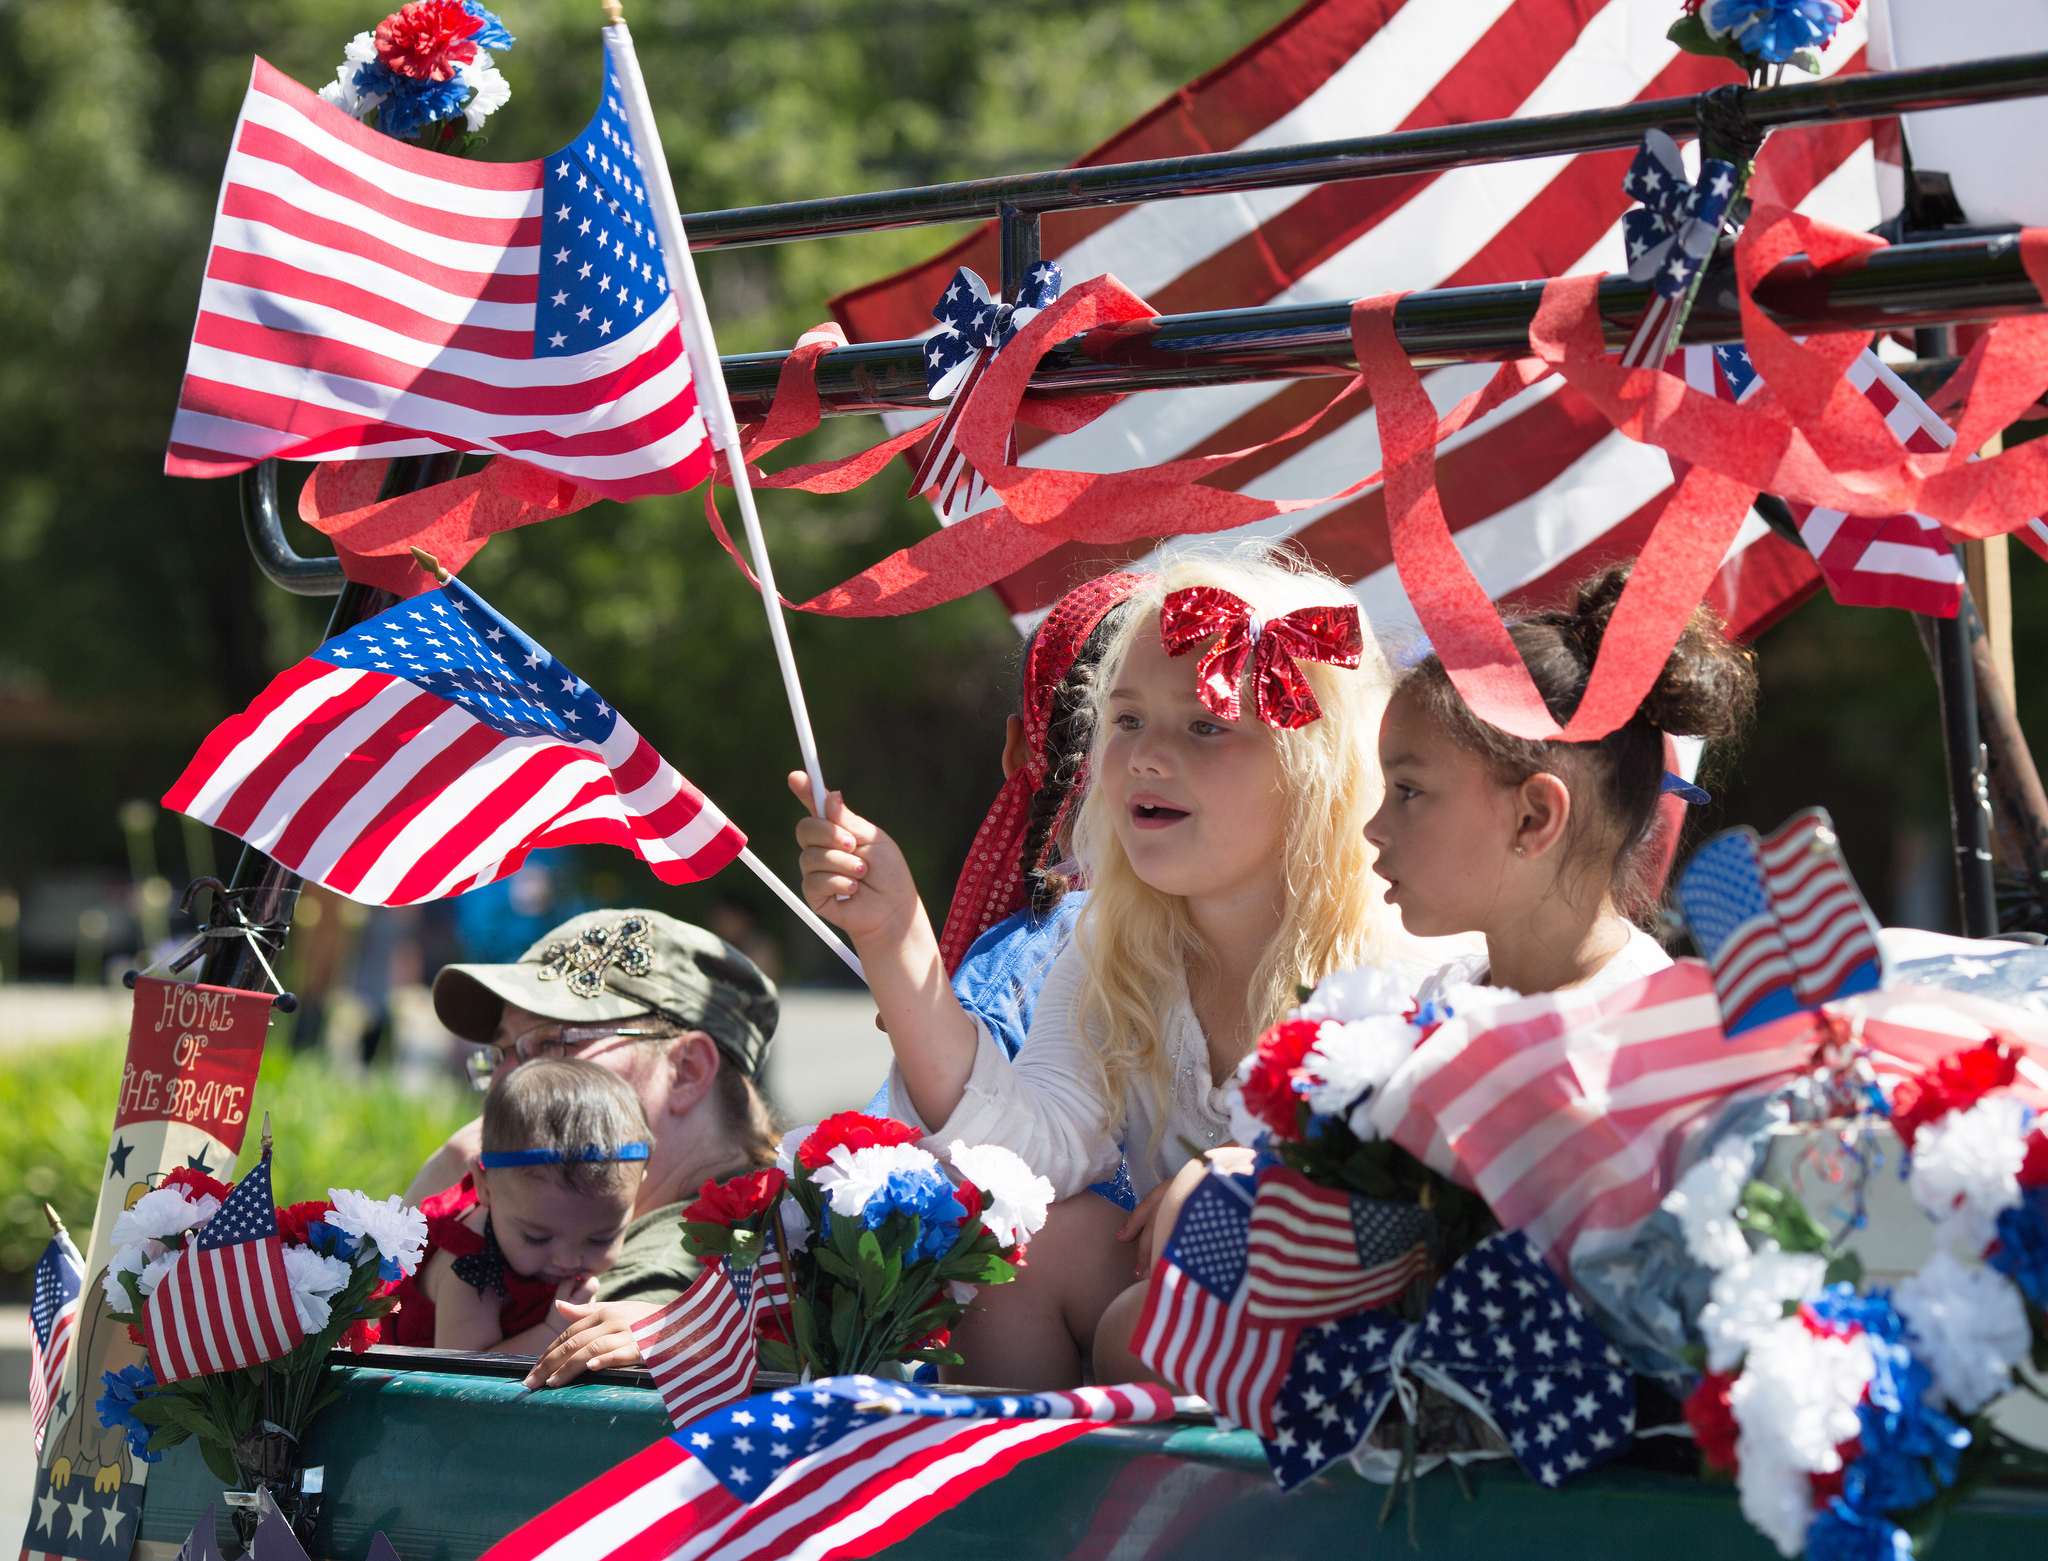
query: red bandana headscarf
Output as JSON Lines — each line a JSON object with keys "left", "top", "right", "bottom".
{"left": 937, "top": 572, "right": 1151, "bottom": 974}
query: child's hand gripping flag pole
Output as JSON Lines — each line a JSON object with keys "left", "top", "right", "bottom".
{"left": 602, "top": 2, "right": 831, "bottom": 819}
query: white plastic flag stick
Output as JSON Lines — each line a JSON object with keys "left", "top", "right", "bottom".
{"left": 606, "top": 5, "right": 829, "bottom": 817}
{"left": 739, "top": 847, "right": 864, "bottom": 981}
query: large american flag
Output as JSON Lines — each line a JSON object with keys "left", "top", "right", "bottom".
{"left": 480, "top": 1376, "right": 1178, "bottom": 1561}
{"left": 27, "top": 1225, "right": 83, "bottom": 1456}
{"left": 163, "top": 576, "right": 743, "bottom": 906}
{"left": 634, "top": 1251, "right": 789, "bottom": 1430}
{"left": 1367, "top": 961, "right": 1829, "bottom": 1274}
{"left": 1242, "top": 1166, "right": 1430, "bottom": 1321}
{"left": 833, "top": 0, "right": 1882, "bottom": 634}
{"left": 165, "top": 37, "right": 710, "bottom": 500}
{"left": 142, "top": 1154, "right": 304, "bottom": 1384}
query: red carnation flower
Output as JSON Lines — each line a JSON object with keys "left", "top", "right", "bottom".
{"left": 1808, "top": 1437, "right": 1862, "bottom": 1503}
{"left": 684, "top": 1168, "right": 787, "bottom": 1228}
{"left": 797, "top": 1112, "right": 922, "bottom": 1170}
{"left": 276, "top": 1200, "right": 334, "bottom": 1249}
{"left": 1240, "top": 1019, "right": 1322, "bottom": 1142}
{"left": 375, "top": 1, "right": 484, "bottom": 82}
{"left": 161, "top": 1167, "right": 232, "bottom": 1206}
{"left": 914, "top": 1326, "right": 952, "bottom": 1352}
{"left": 954, "top": 1180, "right": 985, "bottom": 1225}
{"left": 758, "top": 1310, "right": 789, "bottom": 1345}
{"left": 2022, "top": 1128, "right": 2048, "bottom": 1188}
{"left": 1890, "top": 1039, "right": 2018, "bottom": 1148}
{"left": 1683, "top": 1370, "right": 1740, "bottom": 1472}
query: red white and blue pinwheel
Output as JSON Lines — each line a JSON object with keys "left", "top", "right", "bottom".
{"left": 1618, "top": 129, "right": 1741, "bottom": 367}
{"left": 909, "top": 262, "right": 1063, "bottom": 519}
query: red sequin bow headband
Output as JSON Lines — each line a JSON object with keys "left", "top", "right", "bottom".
{"left": 1158, "top": 586, "right": 1363, "bottom": 730}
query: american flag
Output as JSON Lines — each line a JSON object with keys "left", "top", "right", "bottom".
{"left": 1677, "top": 806, "right": 1884, "bottom": 1034}
{"left": 1682, "top": 343, "right": 2048, "bottom": 612}
{"left": 162, "top": 576, "right": 743, "bottom": 906}
{"left": 634, "top": 1251, "right": 789, "bottom": 1430}
{"left": 480, "top": 1376, "right": 1178, "bottom": 1561}
{"left": 1368, "top": 961, "right": 1828, "bottom": 1274}
{"left": 833, "top": 0, "right": 1880, "bottom": 635}
{"left": 141, "top": 1153, "right": 304, "bottom": 1384}
{"left": 164, "top": 37, "right": 710, "bottom": 501}
{"left": 1242, "top": 1166, "right": 1430, "bottom": 1322}
{"left": 27, "top": 1225, "right": 83, "bottom": 1456}
{"left": 1130, "top": 1169, "right": 1290, "bottom": 1436}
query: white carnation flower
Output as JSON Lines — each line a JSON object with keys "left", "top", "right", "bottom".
{"left": 102, "top": 1239, "right": 171, "bottom": 1314}
{"left": 1663, "top": 1138, "right": 1755, "bottom": 1271}
{"left": 1297, "top": 965, "right": 1409, "bottom": 1024}
{"left": 946, "top": 1280, "right": 978, "bottom": 1306}
{"left": 112, "top": 1186, "right": 220, "bottom": 1249}
{"left": 326, "top": 1188, "right": 428, "bottom": 1277}
{"left": 1895, "top": 1250, "right": 2031, "bottom": 1414}
{"left": 458, "top": 55, "right": 512, "bottom": 131}
{"left": 342, "top": 29, "right": 377, "bottom": 64}
{"left": 1225, "top": 1052, "right": 1272, "bottom": 1146}
{"left": 810, "top": 1143, "right": 940, "bottom": 1218}
{"left": 1909, "top": 1094, "right": 2030, "bottom": 1252}
{"left": 779, "top": 1192, "right": 812, "bottom": 1250}
{"left": 1731, "top": 1315, "right": 1874, "bottom": 1556}
{"left": 281, "top": 1245, "right": 354, "bottom": 1333}
{"left": 1302, "top": 1015, "right": 1417, "bottom": 1134}
{"left": 948, "top": 1140, "right": 1053, "bottom": 1248}
{"left": 776, "top": 1125, "right": 810, "bottom": 1175}
{"left": 1698, "top": 1245, "right": 1827, "bottom": 1372}
{"left": 318, "top": 51, "right": 387, "bottom": 122}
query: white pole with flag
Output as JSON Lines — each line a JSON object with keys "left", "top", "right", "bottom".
{"left": 604, "top": 1, "right": 829, "bottom": 818}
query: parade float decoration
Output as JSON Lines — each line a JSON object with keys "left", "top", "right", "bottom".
{"left": 317, "top": 1, "right": 515, "bottom": 150}
{"left": 95, "top": 1132, "right": 425, "bottom": 1548}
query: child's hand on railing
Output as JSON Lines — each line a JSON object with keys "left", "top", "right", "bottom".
{"left": 521, "top": 1298, "right": 657, "bottom": 1390}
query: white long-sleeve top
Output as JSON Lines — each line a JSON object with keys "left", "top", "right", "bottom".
{"left": 885, "top": 941, "right": 1231, "bottom": 1202}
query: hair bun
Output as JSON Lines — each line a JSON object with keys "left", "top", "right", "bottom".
{"left": 1566, "top": 563, "right": 1756, "bottom": 739}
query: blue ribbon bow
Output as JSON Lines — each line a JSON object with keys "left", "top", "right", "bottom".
{"left": 923, "top": 262, "right": 1063, "bottom": 399}
{"left": 1622, "top": 130, "right": 1740, "bottom": 301}
{"left": 1260, "top": 1230, "right": 1635, "bottom": 1491}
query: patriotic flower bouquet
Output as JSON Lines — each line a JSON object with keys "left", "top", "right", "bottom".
{"left": 1225, "top": 966, "right": 1504, "bottom": 1266}
{"left": 682, "top": 1112, "right": 1053, "bottom": 1377}
{"left": 1668, "top": 1039, "right": 2048, "bottom": 1561}
{"left": 1670, "top": 0, "right": 1857, "bottom": 77}
{"left": 318, "top": 0, "right": 515, "bottom": 149}
{"left": 99, "top": 1168, "right": 425, "bottom": 1502}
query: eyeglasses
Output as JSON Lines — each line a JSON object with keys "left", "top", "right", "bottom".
{"left": 463, "top": 1020, "right": 668, "bottom": 1091}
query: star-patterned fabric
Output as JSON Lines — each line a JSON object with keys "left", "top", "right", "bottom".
{"left": 1620, "top": 132, "right": 1739, "bottom": 300}
{"left": 535, "top": 62, "right": 669, "bottom": 359}
{"left": 1260, "top": 1230, "right": 1635, "bottom": 1492}
{"left": 922, "top": 262, "right": 1063, "bottom": 398}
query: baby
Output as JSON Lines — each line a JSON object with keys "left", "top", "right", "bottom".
{"left": 382, "top": 1058, "right": 652, "bottom": 1353}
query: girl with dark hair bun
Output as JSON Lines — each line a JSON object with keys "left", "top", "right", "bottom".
{"left": 1366, "top": 562, "right": 1757, "bottom": 1000}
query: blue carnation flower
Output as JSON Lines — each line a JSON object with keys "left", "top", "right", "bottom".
{"left": 365, "top": 66, "right": 477, "bottom": 142}
{"left": 1990, "top": 1186, "right": 2048, "bottom": 1309}
{"left": 821, "top": 1163, "right": 967, "bottom": 1264}
{"left": 463, "top": 2, "right": 515, "bottom": 53}
{"left": 1806, "top": 1503, "right": 1913, "bottom": 1561}
{"left": 1704, "top": 0, "right": 1845, "bottom": 64}
{"left": 96, "top": 1364, "right": 163, "bottom": 1465}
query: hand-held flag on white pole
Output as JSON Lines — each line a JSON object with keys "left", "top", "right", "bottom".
{"left": 162, "top": 575, "right": 744, "bottom": 906}
{"left": 480, "top": 1374, "right": 1178, "bottom": 1561}
{"left": 141, "top": 1154, "right": 304, "bottom": 1384}
{"left": 28, "top": 1226, "right": 83, "bottom": 1455}
{"left": 166, "top": 51, "right": 711, "bottom": 500}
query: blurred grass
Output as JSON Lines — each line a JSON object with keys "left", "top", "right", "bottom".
{"left": 1, "top": 1030, "right": 476, "bottom": 1299}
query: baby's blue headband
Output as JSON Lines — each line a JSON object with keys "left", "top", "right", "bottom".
{"left": 478, "top": 1144, "right": 651, "bottom": 1168}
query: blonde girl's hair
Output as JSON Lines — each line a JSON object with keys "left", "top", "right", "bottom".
{"left": 1067, "top": 545, "right": 1402, "bottom": 1147}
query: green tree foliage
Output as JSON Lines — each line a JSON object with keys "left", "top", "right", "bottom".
{"left": 0, "top": 0, "right": 1297, "bottom": 973}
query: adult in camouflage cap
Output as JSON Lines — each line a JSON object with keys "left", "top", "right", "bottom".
{"left": 406, "top": 910, "right": 783, "bottom": 1369}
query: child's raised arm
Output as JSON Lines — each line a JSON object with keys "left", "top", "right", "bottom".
{"left": 789, "top": 773, "right": 981, "bottom": 1128}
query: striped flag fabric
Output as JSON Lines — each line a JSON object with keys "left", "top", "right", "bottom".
{"left": 480, "top": 1375, "right": 1178, "bottom": 1561}
{"left": 1242, "top": 1166, "right": 1430, "bottom": 1322}
{"left": 1130, "top": 1169, "right": 1291, "bottom": 1436}
{"left": 27, "top": 1226, "right": 83, "bottom": 1456}
{"left": 141, "top": 1154, "right": 303, "bottom": 1384}
{"left": 634, "top": 1251, "right": 788, "bottom": 1430}
{"left": 1366, "top": 961, "right": 1829, "bottom": 1274}
{"left": 833, "top": 0, "right": 1882, "bottom": 635}
{"left": 165, "top": 35, "right": 710, "bottom": 500}
{"left": 1674, "top": 826, "right": 1805, "bottom": 1036}
{"left": 1759, "top": 807, "right": 1885, "bottom": 1007}
{"left": 163, "top": 575, "right": 743, "bottom": 906}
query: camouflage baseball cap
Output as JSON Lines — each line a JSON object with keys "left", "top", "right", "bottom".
{"left": 432, "top": 909, "right": 779, "bottom": 1081}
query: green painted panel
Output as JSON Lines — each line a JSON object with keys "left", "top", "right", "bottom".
{"left": 137, "top": 1367, "right": 2048, "bottom": 1561}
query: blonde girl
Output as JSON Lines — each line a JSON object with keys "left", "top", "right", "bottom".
{"left": 792, "top": 547, "right": 1426, "bottom": 1386}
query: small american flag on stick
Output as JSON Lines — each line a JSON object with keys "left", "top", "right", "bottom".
{"left": 634, "top": 1250, "right": 789, "bottom": 1429}
{"left": 142, "top": 1151, "right": 303, "bottom": 1383}
{"left": 1242, "top": 1167, "right": 1430, "bottom": 1323}
{"left": 163, "top": 572, "right": 743, "bottom": 906}
{"left": 28, "top": 1216, "right": 83, "bottom": 1455}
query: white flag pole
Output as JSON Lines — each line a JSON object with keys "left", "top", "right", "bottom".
{"left": 739, "top": 847, "right": 864, "bottom": 981}
{"left": 605, "top": 3, "right": 829, "bottom": 817}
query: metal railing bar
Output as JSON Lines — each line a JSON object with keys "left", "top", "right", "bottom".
{"left": 679, "top": 51, "right": 2048, "bottom": 250}
{"left": 241, "top": 459, "right": 347, "bottom": 595}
